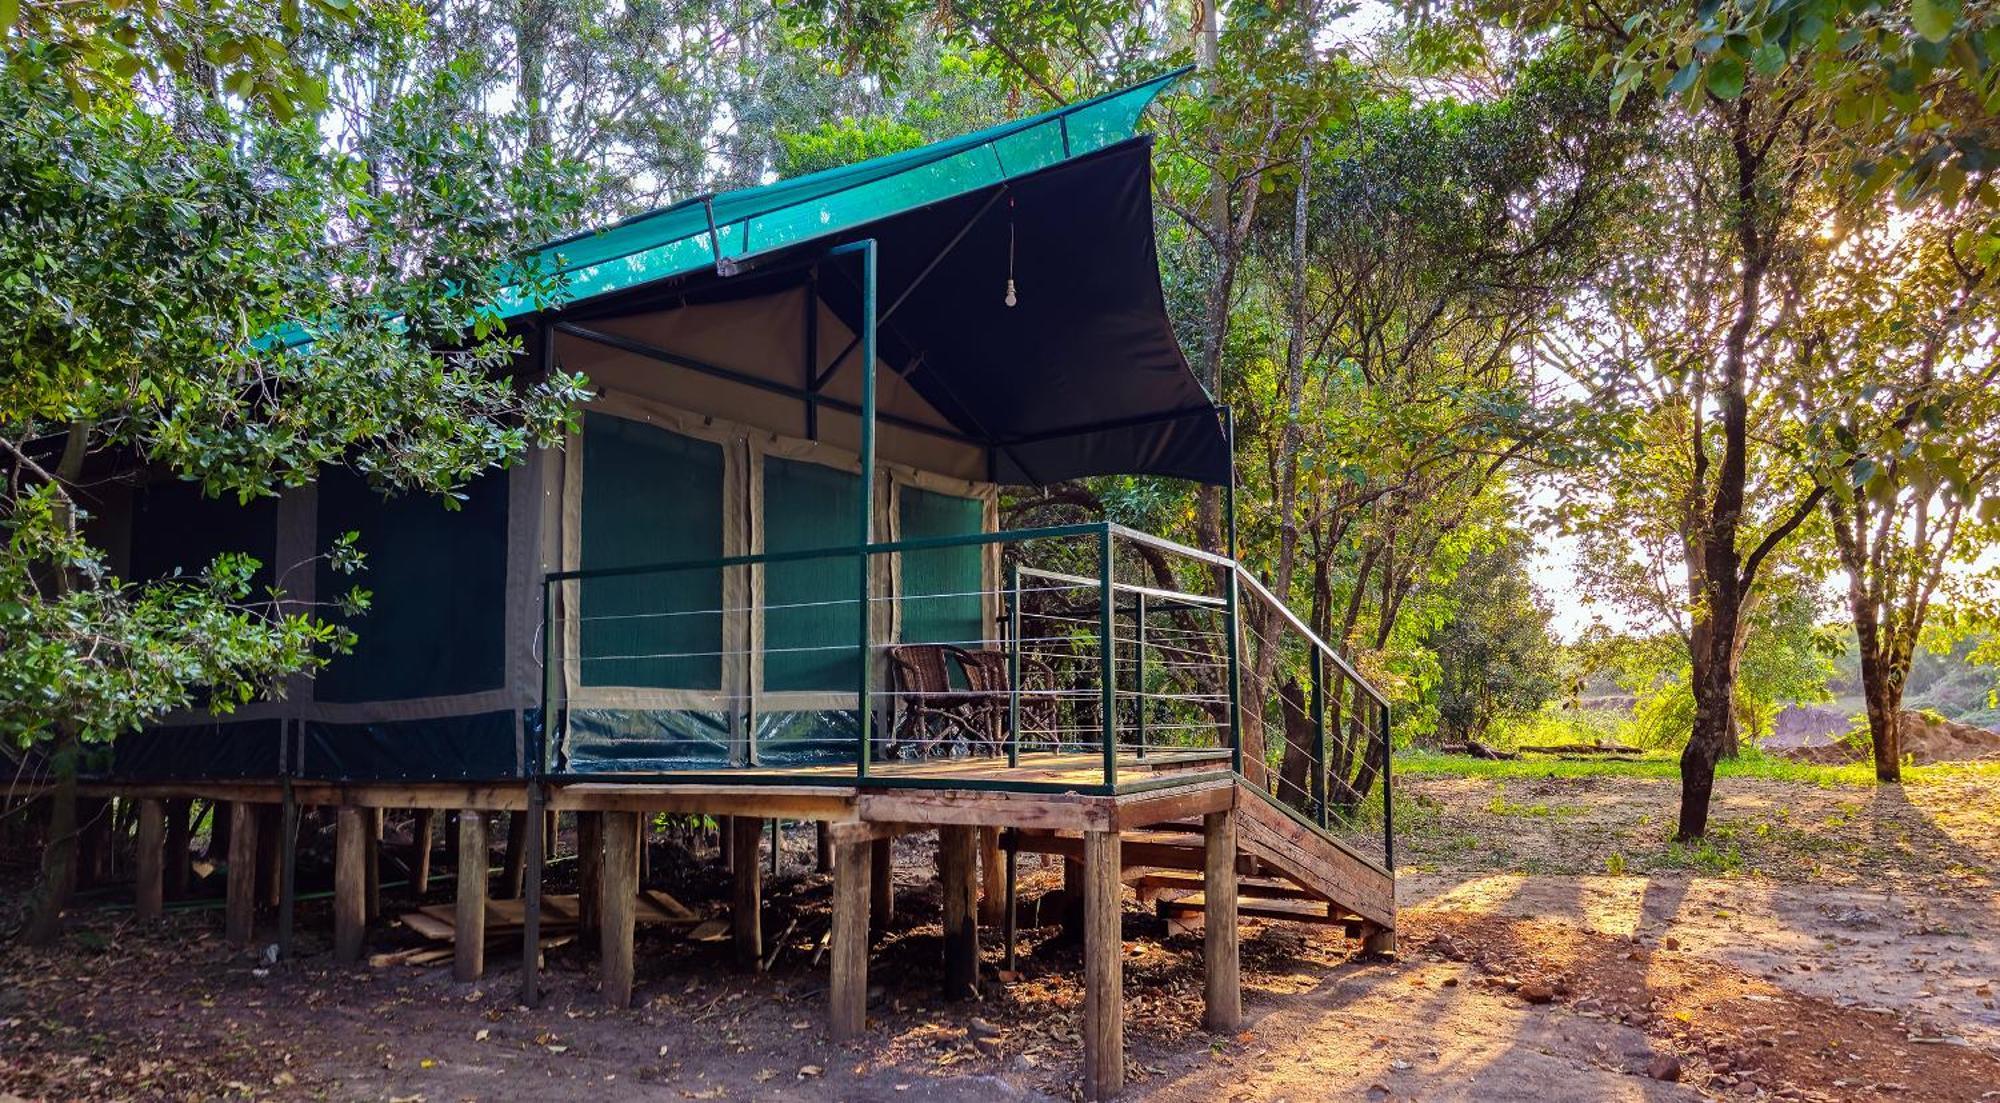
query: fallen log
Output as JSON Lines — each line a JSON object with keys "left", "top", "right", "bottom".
{"left": 1437, "top": 740, "right": 1517, "bottom": 760}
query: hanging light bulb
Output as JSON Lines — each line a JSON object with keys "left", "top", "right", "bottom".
{"left": 1004, "top": 199, "right": 1018, "bottom": 307}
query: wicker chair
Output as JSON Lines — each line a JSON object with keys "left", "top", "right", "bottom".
{"left": 885, "top": 644, "right": 977, "bottom": 756}
{"left": 951, "top": 647, "right": 1060, "bottom": 754}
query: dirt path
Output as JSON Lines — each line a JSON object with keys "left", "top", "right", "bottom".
{"left": 4, "top": 770, "right": 1997, "bottom": 1101}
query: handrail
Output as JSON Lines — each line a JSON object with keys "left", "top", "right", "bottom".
{"left": 1228, "top": 562, "right": 1394, "bottom": 871}
{"left": 1232, "top": 567, "right": 1388, "bottom": 711}
{"left": 1106, "top": 521, "right": 1236, "bottom": 568}
{"left": 1016, "top": 565, "right": 1227, "bottom": 610}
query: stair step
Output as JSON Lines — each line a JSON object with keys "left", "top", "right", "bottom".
{"left": 1004, "top": 833, "right": 1254, "bottom": 875}
{"left": 1131, "top": 871, "right": 1326, "bottom": 903}
{"left": 1158, "top": 892, "right": 1360, "bottom": 931}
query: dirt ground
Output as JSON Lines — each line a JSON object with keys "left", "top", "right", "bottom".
{"left": 3, "top": 770, "right": 1997, "bottom": 1102}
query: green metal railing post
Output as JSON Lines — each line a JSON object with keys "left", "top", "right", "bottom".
{"left": 1381, "top": 698, "right": 1395, "bottom": 870}
{"left": 832, "top": 238, "right": 878, "bottom": 781}
{"left": 1310, "top": 648, "right": 1327, "bottom": 829}
{"left": 1224, "top": 567, "right": 1242, "bottom": 776}
{"left": 1098, "top": 524, "right": 1117, "bottom": 789}
{"left": 1007, "top": 560, "right": 1022, "bottom": 768}
{"left": 541, "top": 576, "right": 558, "bottom": 773}
{"left": 1133, "top": 589, "right": 1148, "bottom": 759}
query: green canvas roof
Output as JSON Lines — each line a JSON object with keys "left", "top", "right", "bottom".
{"left": 499, "top": 69, "right": 1188, "bottom": 317}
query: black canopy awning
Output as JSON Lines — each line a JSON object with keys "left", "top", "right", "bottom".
{"left": 553, "top": 137, "right": 1230, "bottom": 487}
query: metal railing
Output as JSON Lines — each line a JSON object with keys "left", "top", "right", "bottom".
{"left": 536, "top": 521, "right": 1391, "bottom": 864}
{"left": 1232, "top": 569, "right": 1394, "bottom": 871}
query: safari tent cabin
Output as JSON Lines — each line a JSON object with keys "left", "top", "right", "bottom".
{"left": 93, "top": 72, "right": 1233, "bottom": 788}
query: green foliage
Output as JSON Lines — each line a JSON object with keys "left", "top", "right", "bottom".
{"left": 0, "top": 14, "right": 588, "bottom": 748}
{"left": 1485, "top": 1, "right": 2000, "bottom": 209}
{"left": 0, "top": 484, "right": 358, "bottom": 746}
{"left": 775, "top": 116, "right": 926, "bottom": 177}
{"left": 1422, "top": 534, "right": 1565, "bottom": 743}
{"left": 0, "top": 0, "right": 348, "bottom": 120}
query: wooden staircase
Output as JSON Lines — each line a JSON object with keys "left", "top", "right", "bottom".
{"left": 1010, "top": 778, "right": 1396, "bottom": 942}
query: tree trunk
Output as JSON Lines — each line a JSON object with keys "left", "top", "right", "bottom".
{"left": 1854, "top": 622, "right": 1904, "bottom": 783}
{"left": 516, "top": 0, "right": 554, "bottom": 153}
{"left": 24, "top": 728, "right": 80, "bottom": 945}
{"left": 1831, "top": 497, "right": 1907, "bottom": 784}
{"left": 1679, "top": 577, "right": 1746, "bottom": 840}
{"left": 25, "top": 422, "right": 92, "bottom": 944}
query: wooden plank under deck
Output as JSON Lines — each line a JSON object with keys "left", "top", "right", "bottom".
{"left": 73, "top": 750, "right": 1235, "bottom": 828}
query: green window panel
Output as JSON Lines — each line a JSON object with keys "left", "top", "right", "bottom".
{"left": 579, "top": 416, "right": 725, "bottom": 689}
{"left": 762, "top": 457, "right": 862, "bottom": 693}
{"left": 314, "top": 467, "right": 508, "bottom": 703}
{"left": 898, "top": 487, "right": 985, "bottom": 649}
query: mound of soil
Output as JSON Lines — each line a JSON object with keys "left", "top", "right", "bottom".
{"left": 1776, "top": 709, "right": 2000, "bottom": 765}
{"left": 1763, "top": 703, "right": 1850, "bottom": 748}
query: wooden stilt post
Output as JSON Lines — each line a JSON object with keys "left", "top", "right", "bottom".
{"left": 502, "top": 810, "right": 529, "bottom": 899}
{"left": 869, "top": 836, "right": 893, "bottom": 933}
{"left": 815, "top": 821, "right": 833, "bottom": 873}
{"left": 225, "top": 801, "right": 258, "bottom": 944}
{"left": 363, "top": 807, "right": 382, "bottom": 921}
{"left": 768, "top": 817, "right": 780, "bottom": 877}
{"left": 411, "top": 808, "right": 437, "bottom": 896}
{"left": 939, "top": 825, "right": 980, "bottom": 999}
{"left": 638, "top": 813, "right": 651, "bottom": 886}
{"left": 134, "top": 798, "right": 164, "bottom": 922}
{"left": 163, "top": 798, "right": 191, "bottom": 900}
{"left": 521, "top": 784, "right": 546, "bottom": 1007}
{"left": 277, "top": 782, "right": 297, "bottom": 960}
{"left": 455, "top": 810, "right": 489, "bottom": 982}
{"left": 600, "top": 810, "right": 639, "bottom": 1007}
{"left": 1002, "top": 829, "right": 1019, "bottom": 973}
{"left": 334, "top": 807, "right": 367, "bottom": 963}
{"left": 1082, "top": 829, "right": 1124, "bottom": 1100}
{"left": 1360, "top": 922, "right": 1396, "bottom": 956}
{"left": 977, "top": 826, "right": 1003, "bottom": 926}
{"left": 731, "top": 814, "right": 763, "bottom": 969}
{"left": 77, "top": 797, "right": 107, "bottom": 890}
{"left": 1202, "top": 809, "right": 1241, "bottom": 1032}
{"left": 1062, "top": 855, "right": 1086, "bottom": 939}
{"left": 829, "top": 836, "right": 871, "bottom": 1039}
{"left": 577, "top": 812, "right": 601, "bottom": 942}
{"left": 257, "top": 804, "right": 282, "bottom": 908}
{"left": 208, "top": 797, "right": 230, "bottom": 868}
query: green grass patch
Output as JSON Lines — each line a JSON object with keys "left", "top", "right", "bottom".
{"left": 1394, "top": 748, "right": 2000, "bottom": 786}
{"left": 1484, "top": 782, "right": 1588, "bottom": 818}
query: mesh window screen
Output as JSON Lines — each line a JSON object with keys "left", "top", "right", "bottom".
{"left": 762, "top": 457, "right": 861, "bottom": 692}
{"left": 579, "top": 416, "right": 725, "bottom": 689}
{"left": 314, "top": 467, "right": 508, "bottom": 702}
{"left": 898, "top": 487, "right": 985, "bottom": 648}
